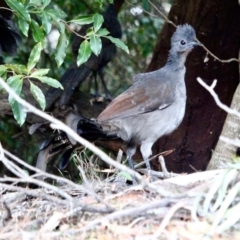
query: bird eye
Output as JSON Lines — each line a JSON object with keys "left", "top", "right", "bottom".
{"left": 180, "top": 40, "right": 186, "bottom": 45}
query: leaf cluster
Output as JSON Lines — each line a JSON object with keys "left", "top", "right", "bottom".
{"left": 2, "top": 0, "right": 128, "bottom": 125}
{"left": 0, "top": 42, "right": 62, "bottom": 125}
{"left": 70, "top": 13, "right": 128, "bottom": 65}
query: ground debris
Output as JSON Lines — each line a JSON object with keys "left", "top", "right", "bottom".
{"left": 1, "top": 168, "right": 240, "bottom": 239}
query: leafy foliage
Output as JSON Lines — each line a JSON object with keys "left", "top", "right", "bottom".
{"left": 69, "top": 12, "right": 129, "bottom": 65}
{"left": 0, "top": 42, "right": 63, "bottom": 125}
{"left": 1, "top": 0, "right": 130, "bottom": 125}
{"left": 0, "top": 0, "right": 169, "bottom": 176}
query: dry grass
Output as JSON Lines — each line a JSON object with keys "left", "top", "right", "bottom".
{"left": 1, "top": 147, "right": 240, "bottom": 240}
{"left": 1, "top": 75, "right": 240, "bottom": 239}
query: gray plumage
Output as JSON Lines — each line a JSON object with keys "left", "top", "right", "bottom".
{"left": 94, "top": 24, "right": 201, "bottom": 177}
{"left": 37, "top": 24, "right": 201, "bottom": 181}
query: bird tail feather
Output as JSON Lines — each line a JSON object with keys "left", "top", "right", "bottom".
{"left": 36, "top": 113, "right": 118, "bottom": 171}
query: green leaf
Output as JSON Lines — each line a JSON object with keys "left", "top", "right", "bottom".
{"left": 27, "top": 42, "right": 43, "bottom": 73}
{"left": 41, "top": 11, "right": 51, "bottom": 34}
{"left": 105, "top": 36, "right": 129, "bottom": 54}
{"left": 10, "top": 100, "right": 26, "bottom": 126}
{"left": 93, "top": 13, "right": 104, "bottom": 32}
{"left": 56, "top": 21, "right": 65, "bottom": 34}
{"left": 30, "top": 68, "right": 49, "bottom": 77}
{"left": 42, "top": 0, "right": 51, "bottom": 8}
{"left": 97, "top": 0, "right": 104, "bottom": 6}
{"left": 5, "top": 0, "right": 31, "bottom": 22}
{"left": 29, "top": 0, "right": 42, "bottom": 4}
{"left": 0, "top": 66, "right": 7, "bottom": 90}
{"left": 0, "top": 71, "right": 7, "bottom": 83}
{"left": 96, "top": 28, "right": 110, "bottom": 36}
{"left": 30, "top": 82, "right": 46, "bottom": 110}
{"left": 86, "top": 27, "right": 94, "bottom": 36}
{"left": 34, "top": 76, "right": 63, "bottom": 89}
{"left": 7, "top": 75, "right": 23, "bottom": 105}
{"left": 117, "top": 171, "right": 133, "bottom": 182}
{"left": 69, "top": 15, "right": 93, "bottom": 25}
{"left": 90, "top": 35, "right": 102, "bottom": 56}
{"left": 18, "top": 18, "right": 29, "bottom": 37}
{"left": 142, "top": 0, "right": 151, "bottom": 11}
{"left": 54, "top": 32, "right": 69, "bottom": 67}
{"left": 45, "top": 9, "right": 67, "bottom": 21}
{"left": 31, "top": 20, "right": 45, "bottom": 42}
{"left": 5, "top": 64, "right": 28, "bottom": 74}
{"left": 77, "top": 40, "right": 91, "bottom": 66}
{"left": 0, "top": 65, "right": 7, "bottom": 76}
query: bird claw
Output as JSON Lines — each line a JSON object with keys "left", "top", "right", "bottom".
{"left": 104, "top": 94, "right": 113, "bottom": 101}
{"left": 90, "top": 95, "right": 105, "bottom": 104}
{"left": 90, "top": 93, "right": 112, "bottom": 103}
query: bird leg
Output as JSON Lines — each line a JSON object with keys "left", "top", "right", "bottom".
{"left": 127, "top": 155, "right": 135, "bottom": 171}
{"left": 140, "top": 142, "right": 154, "bottom": 182}
{"left": 98, "top": 69, "right": 112, "bottom": 100}
{"left": 126, "top": 145, "right": 137, "bottom": 184}
{"left": 93, "top": 71, "right": 101, "bottom": 98}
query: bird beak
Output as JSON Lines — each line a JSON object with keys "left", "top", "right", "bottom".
{"left": 191, "top": 40, "right": 203, "bottom": 47}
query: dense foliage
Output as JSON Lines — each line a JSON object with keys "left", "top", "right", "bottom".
{"left": 0, "top": 0, "right": 166, "bottom": 165}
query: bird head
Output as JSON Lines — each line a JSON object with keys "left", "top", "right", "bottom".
{"left": 171, "top": 24, "right": 202, "bottom": 54}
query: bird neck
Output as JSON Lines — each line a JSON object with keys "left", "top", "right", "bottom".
{"left": 105, "top": 4, "right": 117, "bottom": 16}
{"left": 166, "top": 49, "right": 188, "bottom": 71}
{"left": 103, "top": 4, "right": 122, "bottom": 39}
{"left": 105, "top": 0, "right": 124, "bottom": 14}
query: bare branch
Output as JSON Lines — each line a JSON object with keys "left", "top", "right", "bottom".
{"left": 0, "top": 77, "right": 144, "bottom": 184}
{"left": 65, "top": 199, "right": 172, "bottom": 234}
{"left": 147, "top": 1, "right": 239, "bottom": 64}
{"left": 197, "top": 77, "right": 240, "bottom": 152}
{"left": 196, "top": 77, "right": 240, "bottom": 118}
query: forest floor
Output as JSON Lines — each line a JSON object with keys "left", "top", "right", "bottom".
{"left": 1, "top": 152, "right": 240, "bottom": 240}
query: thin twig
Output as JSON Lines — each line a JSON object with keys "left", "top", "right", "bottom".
{"left": 197, "top": 78, "right": 240, "bottom": 118}
{"left": 0, "top": 7, "right": 14, "bottom": 13}
{"left": 0, "top": 183, "right": 67, "bottom": 205}
{"left": 3, "top": 149, "right": 110, "bottom": 207}
{"left": 135, "top": 149, "right": 174, "bottom": 169}
{"left": 148, "top": 1, "right": 239, "bottom": 63}
{"left": 65, "top": 199, "right": 172, "bottom": 234}
{"left": 150, "top": 201, "right": 186, "bottom": 239}
{"left": 0, "top": 77, "right": 144, "bottom": 185}
{"left": 148, "top": 0, "right": 176, "bottom": 26}
{"left": 125, "top": 0, "right": 159, "bottom": 18}
{"left": 0, "top": 177, "right": 73, "bottom": 202}
{"left": 197, "top": 77, "right": 240, "bottom": 149}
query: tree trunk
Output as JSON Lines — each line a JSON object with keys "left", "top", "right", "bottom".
{"left": 207, "top": 51, "right": 240, "bottom": 170}
{"left": 207, "top": 84, "right": 240, "bottom": 170}
{"left": 147, "top": 0, "right": 240, "bottom": 173}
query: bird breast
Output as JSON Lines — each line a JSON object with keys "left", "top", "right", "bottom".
{"left": 109, "top": 84, "right": 186, "bottom": 145}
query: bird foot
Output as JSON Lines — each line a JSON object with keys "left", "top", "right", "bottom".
{"left": 90, "top": 93, "right": 112, "bottom": 103}
{"left": 90, "top": 96, "right": 105, "bottom": 105}
{"left": 104, "top": 93, "right": 113, "bottom": 101}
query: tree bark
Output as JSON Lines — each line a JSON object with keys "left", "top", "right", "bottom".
{"left": 147, "top": 0, "right": 240, "bottom": 173}
{"left": 207, "top": 52, "right": 240, "bottom": 170}
{"left": 207, "top": 84, "right": 240, "bottom": 170}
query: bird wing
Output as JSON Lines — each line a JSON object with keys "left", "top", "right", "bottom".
{"left": 97, "top": 70, "right": 176, "bottom": 121}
